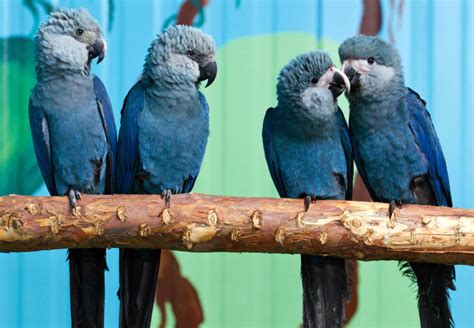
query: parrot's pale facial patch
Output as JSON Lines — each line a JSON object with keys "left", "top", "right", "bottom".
{"left": 371, "top": 64, "right": 395, "bottom": 83}
{"left": 300, "top": 86, "right": 336, "bottom": 116}
{"left": 168, "top": 53, "right": 200, "bottom": 81}
{"left": 74, "top": 29, "right": 98, "bottom": 45}
{"left": 343, "top": 59, "right": 395, "bottom": 85}
{"left": 42, "top": 33, "right": 89, "bottom": 70}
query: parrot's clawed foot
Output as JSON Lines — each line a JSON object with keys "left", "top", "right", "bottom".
{"left": 161, "top": 189, "right": 172, "bottom": 208}
{"left": 388, "top": 200, "right": 403, "bottom": 217}
{"left": 304, "top": 195, "right": 317, "bottom": 212}
{"left": 66, "top": 187, "right": 81, "bottom": 211}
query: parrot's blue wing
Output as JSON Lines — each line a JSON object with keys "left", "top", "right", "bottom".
{"left": 93, "top": 76, "right": 117, "bottom": 194}
{"left": 351, "top": 133, "right": 377, "bottom": 201}
{"left": 180, "top": 91, "right": 209, "bottom": 193}
{"left": 28, "top": 98, "right": 58, "bottom": 195}
{"left": 406, "top": 88, "right": 452, "bottom": 207}
{"left": 93, "top": 76, "right": 117, "bottom": 155}
{"left": 404, "top": 88, "right": 455, "bottom": 328}
{"left": 336, "top": 107, "right": 353, "bottom": 200}
{"left": 262, "top": 107, "right": 288, "bottom": 198}
{"left": 115, "top": 81, "right": 145, "bottom": 194}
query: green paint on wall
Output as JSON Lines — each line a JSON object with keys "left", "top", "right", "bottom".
{"left": 350, "top": 262, "right": 419, "bottom": 328}
{"left": 152, "top": 32, "right": 419, "bottom": 327}
{"left": 0, "top": 37, "right": 43, "bottom": 196}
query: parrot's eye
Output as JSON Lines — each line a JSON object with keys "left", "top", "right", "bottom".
{"left": 367, "top": 57, "right": 375, "bottom": 65}
{"left": 188, "top": 50, "right": 196, "bottom": 56}
{"left": 76, "top": 28, "right": 84, "bottom": 36}
{"left": 311, "top": 77, "right": 318, "bottom": 84}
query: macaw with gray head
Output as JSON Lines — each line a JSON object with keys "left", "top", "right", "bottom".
{"left": 115, "top": 25, "right": 217, "bottom": 328}
{"left": 339, "top": 35, "right": 455, "bottom": 327}
{"left": 29, "top": 8, "right": 116, "bottom": 328}
{"left": 262, "top": 51, "right": 352, "bottom": 328}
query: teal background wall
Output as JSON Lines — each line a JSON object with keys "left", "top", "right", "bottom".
{"left": 1, "top": 0, "right": 473, "bottom": 327}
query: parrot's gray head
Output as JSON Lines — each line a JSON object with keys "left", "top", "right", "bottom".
{"left": 35, "top": 8, "right": 106, "bottom": 79}
{"left": 144, "top": 25, "right": 217, "bottom": 88}
{"left": 277, "top": 51, "right": 350, "bottom": 118}
{"left": 339, "top": 35, "right": 405, "bottom": 101}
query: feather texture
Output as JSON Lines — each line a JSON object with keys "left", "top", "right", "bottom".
{"left": 341, "top": 34, "right": 455, "bottom": 328}
{"left": 116, "top": 25, "right": 214, "bottom": 328}
{"left": 350, "top": 88, "right": 455, "bottom": 328}
{"left": 262, "top": 51, "right": 352, "bottom": 328}
{"left": 29, "top": 74, "right": 116, "bottom": 328}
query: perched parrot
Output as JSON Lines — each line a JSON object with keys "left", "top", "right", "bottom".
{"left": 28, "top": 9, "right": 116, "bottom": 328}
{"left": 339, "top": 35, "right": 455, "bottom": 327}
{"left": 262, "top": 51, "right": 352, "bottom": 328}
{"left": 115, "top": 25, "right": 217, "bottom": 328}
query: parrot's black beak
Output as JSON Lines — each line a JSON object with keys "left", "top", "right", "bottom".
{"left": 199, "top": 61, "right": 217, "bottom": 88}
{"left": 329, "top": 70, "right": 350, "bottom": 98}
{"left": 87, "top": 38, "right": 106, "bottom": 64}
{"left": 342, "top": 63, "right": 360, "bottom": 92}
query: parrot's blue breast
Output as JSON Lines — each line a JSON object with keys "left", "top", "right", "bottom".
{"left": 134, "top": 91, "right": 209, "bottom": 194}
{"left": 32, "top": 78, "right": 108, "bottom": 194}
{"left": 273, "top": 127, "right": 347, "bottom": 199}
{"left": 349, "top": 91, "right": 443, "bottom": 204}
{"left": 263, "top": 106, "right": 351, "bottom": 201}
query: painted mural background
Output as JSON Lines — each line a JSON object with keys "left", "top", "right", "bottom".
{"left": 1, "top": 0, "right": 473, "bottom": 327}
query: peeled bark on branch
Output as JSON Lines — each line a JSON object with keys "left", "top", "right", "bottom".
{"left": 1, "top": 194, "right": 474, "bottom": 265}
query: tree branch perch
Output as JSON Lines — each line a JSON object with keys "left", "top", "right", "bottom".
{"left": 1, "top": 194, "right": 474, "bottom": 265}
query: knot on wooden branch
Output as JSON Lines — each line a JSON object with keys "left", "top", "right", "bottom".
{"left": 319, "top": 230, "right": 328, "bottom": 245}
{"left": 139, "top": 223, "right": 151, "bottom": 237}
{"left": 94, "top": 220, "right": 104, "bottom": 236}
{"left": 230, "top": 228, "right": 241, "bottom": 242}
{"left": 117, "top": 206, "right": 127, "bottom": 222}
{"left": 207, "top": 209, "right": 218, "bottom": 226}
{"left": 183, "top": 223, "right": 218, "bottom": 250}
{"left": 46, "top": 215, "right": 63, "bottom": 235}
{"left": 25, "top": 204, "right": 38, "bottom": 215}
{"left": 250, "top": 210, "right": 262, "bottom": 229}
{"left": 2, "top": 212, "right": 24, "bottom": 233}
{"left": 160, "top": 208, "right": 173, "bottom": 225}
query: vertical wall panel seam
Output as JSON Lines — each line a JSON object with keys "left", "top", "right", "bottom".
{"left": 270, "top": 1, "right": 278, "bottom": 325}
{"left": 409, "top": 1, "right": 415, "bottom": 90}
{"left": 460, "top": 0, "right": 468, "bottom": 207}
{"left": 219, "top": 1, "right": 229, "bottom": 325}
{"left": 317, "top": 0, "right": 323, "bottom": 48}
{"left": 221, "top": 0, "right": 228, "bottom": 196}
{"left": 2, "top": 0, "right": 10, "bottom": 201}
{"left": 427, "top": 0, "right": 434, "bottom": 120}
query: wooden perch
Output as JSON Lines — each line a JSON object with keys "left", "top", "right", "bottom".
{"left": 1, "top": 194, "right": 474, "bottom": 265}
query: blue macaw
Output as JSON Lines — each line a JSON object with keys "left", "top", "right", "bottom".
{"left": 28, "top": 9, "right": 116, "bottom": 328}
{"left": 262, "top": 51, "right": 352, "bottom": 328}
{"left": 339, "top": 35, "right": 455, "bottom": 327}
{"left": 115, "top": 25, "right": 217, "bottom": 328}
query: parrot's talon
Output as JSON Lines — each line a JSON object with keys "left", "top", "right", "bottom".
{"left": 388, "top": 200, "right": 402, "bottom": 218}
{"left": 396, "top": 200, "right": 403, "bottom": 209}
{"left": 304, "top": 196, "right": 311, "bottom": 212}
{"left": 66, "top": 187, "right": 81, "bottom": 210}
{"left": 303, "top": 195, "right": 316, "bottom": 212}
{"left": 161, "top": 189, "right": 172, "bottom": 208}
{"left": 388, "top": 200, "right": 395, "bottom": 218}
